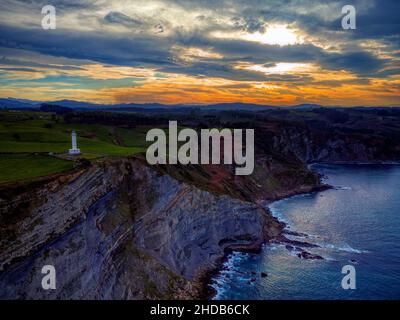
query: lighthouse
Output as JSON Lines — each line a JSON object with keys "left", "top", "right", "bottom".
{"left": 68, "top": 130, "right": 81, "bottom": 155}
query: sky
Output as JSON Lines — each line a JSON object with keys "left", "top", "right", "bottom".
{"left": 0, "top": 0, "right": 399, "bottom": 106}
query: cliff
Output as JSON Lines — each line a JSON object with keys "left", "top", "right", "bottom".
{"left": 0, "top": 156, "right": 302, "bottom": 299}
{"left": 254, "top": 120, "right": 400, "bottom": 164}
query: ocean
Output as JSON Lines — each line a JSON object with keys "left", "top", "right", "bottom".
{"left": 211, "top": 164, "right": 400, "bottom": 300}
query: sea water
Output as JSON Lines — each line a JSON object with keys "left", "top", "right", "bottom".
{"left": 211, "top": 164, "right": 400, "bottom": 300}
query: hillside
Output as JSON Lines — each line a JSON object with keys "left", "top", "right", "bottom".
{"left": 0, "top": 107, "right": 399, "bottom": 299}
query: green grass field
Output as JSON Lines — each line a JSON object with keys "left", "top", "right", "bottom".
{"left": 0, "top": 154, "right": 75, "bottom": 184}
{"left": 0, "top": 111, "right": 150, "bottom": 184}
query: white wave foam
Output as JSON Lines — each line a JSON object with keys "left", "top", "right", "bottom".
{"left": 337, "top": 243, "right": 368, "bottom": 253}
{"left": 318, "top": 242, "right": 368, "bottom": 254}
{"left": 335, "top": 186, "right": 352, "bottom": 190}
{"left": 268, "top": 206, "right": 289, "bottom": 223}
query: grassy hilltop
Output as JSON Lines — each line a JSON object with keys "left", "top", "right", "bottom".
{"left": 0, "top": 111, "right": 148, "bottom": 184}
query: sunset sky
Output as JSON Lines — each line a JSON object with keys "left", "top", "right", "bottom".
{"left": 0, "top": 0, "right": 399, "bottom": 106}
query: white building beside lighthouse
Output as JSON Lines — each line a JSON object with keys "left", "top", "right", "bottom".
{"left": 68, "top": 130, "right": 81, "bottom": 155}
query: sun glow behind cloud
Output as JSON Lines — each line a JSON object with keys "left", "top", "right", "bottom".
{"left": 242, "top": 25, "right": 304, "bottom": 46}
{"left": 237, "top": 62, "right": 312, "bottom": 75}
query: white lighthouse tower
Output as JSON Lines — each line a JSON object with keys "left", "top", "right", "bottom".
{"left": 69, "top": 130, "right": 81, "bottom": 155}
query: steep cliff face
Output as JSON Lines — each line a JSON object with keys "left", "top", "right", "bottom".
{"left": 255, "top": 123, "right": 400, "bottom": 164}
{"left": 0, "top": 157, "right": 286, "bottom": 299}
{"left": 274, "top": 129, "right": 389, "bottom": 163}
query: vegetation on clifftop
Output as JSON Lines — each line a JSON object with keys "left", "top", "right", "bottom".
{"left": 0, "top": 111, "right": 147, "bottom": 183}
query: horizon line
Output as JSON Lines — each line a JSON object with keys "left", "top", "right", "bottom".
{"left": 1, "top": 97, "right": 399, "bottom": 109}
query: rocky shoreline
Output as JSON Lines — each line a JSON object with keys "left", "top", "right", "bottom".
{"left": 200, "top": 183, "right": 331, "bottom": 300}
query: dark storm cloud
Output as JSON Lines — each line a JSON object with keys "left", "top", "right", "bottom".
{"left": 103, "top": 11, "right": 143, "bottom": 28}
{"left": 169, "top": 0, "right": 400, "bottom": 49}
{"left": 0, "top": 67, "right": 39, "bottom": 73}
{"left": 0, "top": 21, "right": 388, "bottom": 82}
{"left": 0, "top": 24, "right": 174, "bottom": 67}
{"left": 321, "top": 51, "right": 386, "bottom": 75}
{"left": 10, "top": 0, "right": 98, "bottom": 11}
{"left": 180, "top": 36, "right": 387, "bottom": 76}
{"left": 0, "top": 56, "right": 84, "bottom": 71}
{"left": 0, "top": 0, "right": 398, "bottom": 83}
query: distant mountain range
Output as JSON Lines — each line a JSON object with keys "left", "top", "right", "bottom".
{"left": 0, "top": 98, "right": 398, "bottom": 111}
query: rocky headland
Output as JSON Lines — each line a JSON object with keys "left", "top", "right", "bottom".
{"left": 0, "top": 152, "right": 325, "bottom": 299}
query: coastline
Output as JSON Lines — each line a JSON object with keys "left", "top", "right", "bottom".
{"left": 201, "top": 163, "right": 400, "bottom": 300}
{"left": 199, "top": 182, "right": 332, "bottom": 300}
{"left": 203, "top": 162, "right": 400, "bottom": 300}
